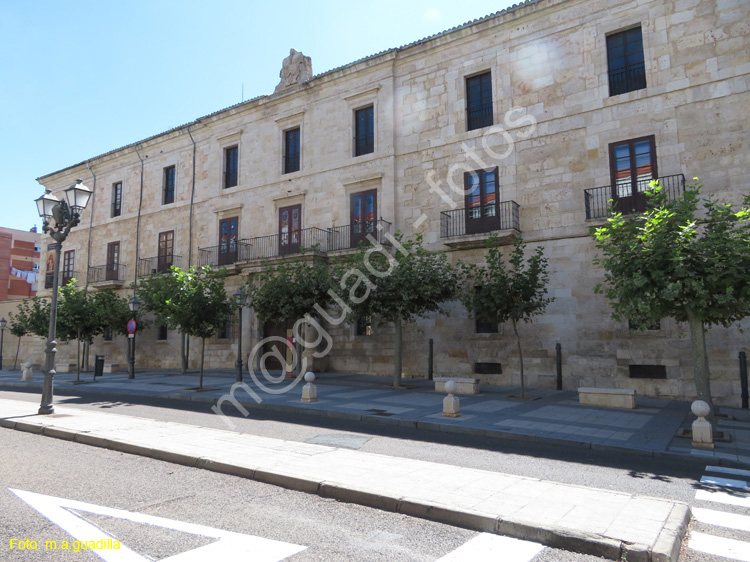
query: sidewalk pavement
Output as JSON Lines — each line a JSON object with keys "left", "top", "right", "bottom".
{"left": 0, "top": 396, "right": 688, "bottom": 562}
{"left": 1, "top": 367, "right": 748, "bottom": 467}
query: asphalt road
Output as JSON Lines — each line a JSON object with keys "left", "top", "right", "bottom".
{"left": 2, "top": 389, "right": 749, "bottom": 562}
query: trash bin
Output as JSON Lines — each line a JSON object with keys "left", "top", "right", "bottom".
{"left": 94, "top": 355, "right": 105, "bottom": 378}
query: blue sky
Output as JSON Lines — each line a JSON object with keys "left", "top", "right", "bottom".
{"left": 0, "top": 0, "right": 517, "bottom": 232}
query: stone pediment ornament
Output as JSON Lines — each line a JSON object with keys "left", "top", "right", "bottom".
{"left": 275, "top": 49, "right": 313, "bottom": 92}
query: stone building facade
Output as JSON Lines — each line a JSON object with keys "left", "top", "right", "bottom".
{"left": 32, "top": 0, "right": 749, "bottom": 404}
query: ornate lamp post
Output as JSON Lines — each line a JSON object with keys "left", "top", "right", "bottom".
{"left": 35, "top": 179, "right": 92, "bottom": 414}
{"left": 128, "top": 296, "right": 141, "bottom": 379}
{"left": 0, "top": 317, "right": 7, "bottom": 370}
{"left": 233, "top": 288, "right": 247, "bottom": 382}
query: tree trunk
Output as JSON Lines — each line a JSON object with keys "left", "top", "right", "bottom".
{"left": 76, "top": 338, "right": 81, "bottom": 382}
{"left": 512, "top": 320, "right": 525, "bottom": 399}
{"left": 393, "top": 317, "right": 403, "bottom": 388}
{"left": 83, "top": 341, "right": 90, "bottom": 372}
{"left": 686, "top": 307, "right": 713, "bottom": 408}
{"left": 180, "top": 332, "right": 188, "bottom": 373}
{"left": 13, "top": 336, "right": 21, "bottom": 370}
{"left": 199, "top": 337, "right": 205, "bottom": 389}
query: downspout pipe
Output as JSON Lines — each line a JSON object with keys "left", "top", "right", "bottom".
{"left": 84, "top": 161, "right": 96, "bottom": 291}
{"left": 187, "top": 124, "right": 197, "bottom": 268}
{"left": 133, "top": 144, "right": 146, "bottom": 291}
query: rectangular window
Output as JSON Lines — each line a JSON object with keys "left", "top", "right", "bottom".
{"left": 609, "top": 135, "right": 657, "bottom": 213}
{"left": 284, "top": 128, "right": 300, "bottom": 174}
{"left": 473, "top": 287, "right": 498, "bottom": 333}
{"left": 350, "top": 189, "right": 377, "bottom": 248}
{"left": 111, "top": 182, "right": 122, "bottom": 217}
{"left": 278, "top": 205, "right": 301, "bottom": 255}
{"left": 103, "top": 327, "right": 113, "bottom": 341}
{"left": 224, "top": 146, "right": 238, "bottom": 188}
{"left": 157, "top": 231, "right": 174, "bottom": 273}
{"left": 355, "top": 106, "right": 374, "bottom": 156}
{"left": 62, "top": 250, "right": 75, "bottom": 286}
{"left": 356, "top": 314, "right": 372, "bottom": 336}
{"left": 466, "top": 72, "right": 493, "bottom": 131}
{"left": 157, "top": 325, "right": 168, "bottom": 341}
{"left": 106, "top": 241, "right": 120, "bottom": 281}
{"left": 218, "top": 315, "right": 235, "bottom": 340}
{"left": 607, "top": 26, "right": 646, "bottom": 96}
{"left": 464, "top": 168, "right": 500, "bottom": 235}
{"left": 163, "top": 165, "right": 175, "bottom": 205}
{"left": 629, "top": 319, "right": 661, "bottom": 331}
{"left": 628, "top": 365, "right": 667, "bottom": 379}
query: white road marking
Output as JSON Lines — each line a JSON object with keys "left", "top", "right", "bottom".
{"left": 695, "top": 489, "right": 750, "bottom": 509}
{"left": 692, "top": 507, "right": 750, "bottom": 532}
{"left": 10, "top": 489, "right": 306, "bottom": 562}
{"left": 688, "top": 532, "right": 750, "bottom": 562}
{"left": 700, "top": 475, "right": 749, "bottom": 490}
{"left": 706, "top": 465, "right": 750, "bottom": 479}
{"left": 435, "top": 533, "right": 544, "bottom": 562}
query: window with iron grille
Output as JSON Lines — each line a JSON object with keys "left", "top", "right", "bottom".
{"left": 466, "top": 72, "right": 493, "bottom": 131}
{"left": 157, "top": 325, "right": 168, "bottom": 341}
{"left": 284, "top": 128, "right": 300, "bottom": 173}
{"left": 111, "top": 182, "right": 122, "bottom": 217}
{"left": 163, "top": 165, "right": 175, "bottom": 204}
{"left": 473, "top": 287, "right": 499, "bottom": 333}
{"left": 103, "top": 327, "right": 113, "bottom": 341}
{"left": 629, "top": 319, "right": 661, "bottom": 331}
{"left": 474, "top": 362, "right": 502, "bottom": 374}
{"left": 224, "top": 146, "right": 238, "bottom": 188}
{"left": 218, "top": 314, "right": 236, "bottom": 340}
{"left": 354, "top": 106, "right": 374, "bottom": 156}
{"left": 607, "top": 26, "right": 646, "bottom": 96}
{"left": 355, "top": 314, "right": 372, "bottom": 336}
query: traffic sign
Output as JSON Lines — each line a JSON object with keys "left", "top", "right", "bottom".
{"left": 127, "top": 319, "right": 137, "bottom": 334}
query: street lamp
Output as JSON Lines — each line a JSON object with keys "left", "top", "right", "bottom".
{"left": 233, "top": 288, "right": 247, "bottom": 382}
{"left": 35, "top": 179, "right": 92, "bottom": 414}
{"left": 128, "top": 296, "right": 141, "bottom": 379}
{"left": 0, "top": 317, "right": 7, "bottom": 370}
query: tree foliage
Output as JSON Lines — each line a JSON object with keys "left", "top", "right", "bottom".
{"left": 592, "top": 179, "right": 750, "bottom": 406}
{"left": 137, "top": 266, "right": 234, "bottom": 387}
{"left": 459, "top": 235, "right": 553, "bottom": 398}
{"left": 8, "top": 297, "right": 50, "bottom": 339}
{"left": 344, "top": 232, "right": 460, "bottom": 386}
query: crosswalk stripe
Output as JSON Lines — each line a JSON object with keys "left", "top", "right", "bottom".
{"left": 692, "top": 507, "right": 750, "bottom": 532}
{"left": 435, "top": 533, "right": 544, "bottom": 562}
{"left": 700, "top": 475, "right": 750, "bottom": 490}
{"left": 705, "top": 466, "right": 750, "bottom": 479}
{"left": 688, "top": 532, "right": 750, "bottom": 562}
{"left": 695, "top": 489, "right": 750, "bottom": 509}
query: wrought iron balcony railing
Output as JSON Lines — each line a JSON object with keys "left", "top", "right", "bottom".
{"left": 137, "top": 255, "right": 185, "bottom": 277}
{"left": 240, "top": 227, "right": 329, "bottom": 260}
{"left": 584, "top": 174, "right": 686, "bottom": 220}
{"left": 88, "top": 264, "right": 127, "bottom": 284}
{"left": 45, "top": 270, "right": 80, "bottom": 289}
{"left": 608, "top": 62, "right": 646, "bottom": 96}
{"left": 328, "top": 220, "right": 392, "bottom": 251}
{"left": 440, "top": 201, "right": 520, "bottom": 238}
{"left": 197, "top": 242, "right": 252, "bottom": 268}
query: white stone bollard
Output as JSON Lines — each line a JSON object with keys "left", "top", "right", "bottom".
{"left": 21, "top": 362, "right": 33, "bottom": 381}
{"left": 301, "top": 371, "right": 317, "bottom": 403}
{"left": 691, "top": 400, "right": 714, "bottom": 449}
{"left": 443, "top": 380, "right": 461, "bottom": 418}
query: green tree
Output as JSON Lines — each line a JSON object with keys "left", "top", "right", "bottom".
{"left": 459, "top": 236, "right": 553, "bottom": 398}
{"left": 8, "top": 298, "right": 50, "bottom": 369}
{"left": 92, "top": 289, "right": 133, "bottom": 337}
{"left": 345, "top": 232, "right": 459, "bottom": 387}
{"left": 57, "top": 280, "right": 105, "bottom": 381}
{"left": 138, "top": 266, "right": 234, "bottom": 388}
{"left": 592, "top": 179, "right": 750, "bottom": 407}
{"left": 247, "top": 254, "right": 336, "bottom": 375}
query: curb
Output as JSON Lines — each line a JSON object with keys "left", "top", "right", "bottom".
{"left": 3, "top": 416, "right": 688, "bottom": 561}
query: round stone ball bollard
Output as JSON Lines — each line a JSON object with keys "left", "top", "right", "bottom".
{"left": 691, "top": 400, "right": 714, "bottom": 449}
{"left": 21, "top": 362, "right": 33, "bottom": 381}
{"left": 443, "top": 380, "right": 461, "bottom": 418}
{"left": 301, "top": 371, "right": 317, "bottom": 403}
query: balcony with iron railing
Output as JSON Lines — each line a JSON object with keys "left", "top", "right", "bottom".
{"left": 137, "top": 255, "right": 185, "bottom": 277}
{"left": 440, "top": 201, "right": 520, "bottom": 248}
{"left": 88, "top": 264, "right": 128, "bottom": 288}
{"left": 197, "top": 242, "right": 252, "bottom": 268}
{"left": 584, "top": 174, "right": 686, "bottom": 220}
{"left": 240, "top": 227, "right": 330, "bottom": 261}
{"left": 608, "top": 62, "right": 646, "bottom": 97}
{"left": 328, "top": 219, "right": 392, "bottom": 252}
